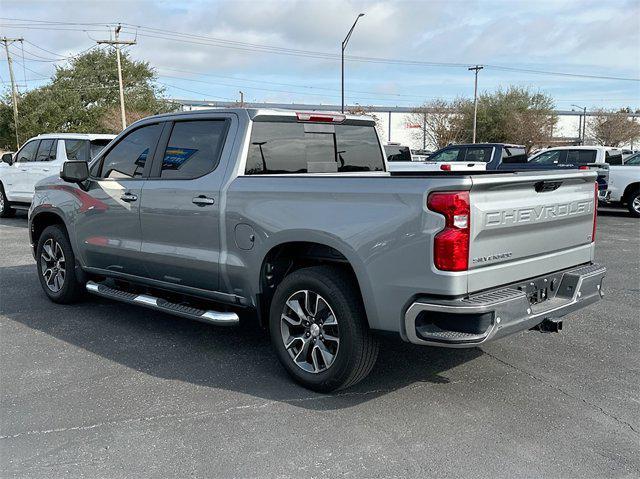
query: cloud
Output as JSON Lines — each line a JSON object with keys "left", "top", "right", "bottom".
{"left": 1, "top": 0, "right": 638, "bottom": 108}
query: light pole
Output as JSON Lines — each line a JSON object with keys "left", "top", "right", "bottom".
{"left": 572, "top": 104, "right": 587, "bottom": 145}
{"left": 468, "top": 65, "right": 483, "bottom": 143}
{"left": 341, "top": 13, "right": 365, "bottom": 113}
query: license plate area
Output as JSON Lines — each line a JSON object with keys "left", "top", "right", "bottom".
{"left": 514, "top": 274, "right": 562, "bottom": 306}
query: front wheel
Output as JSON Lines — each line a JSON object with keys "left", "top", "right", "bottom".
{"left": 627, "top": 189, "right": 640, "bottom": 218}
{"left": 269, "top": 265, "right": 379, "bottom": 392}
{"left": 0, "top": 183, "right": 15, "bottom": 218}
{"left": 36, "top": 225, "right": 84, "bottom": 304}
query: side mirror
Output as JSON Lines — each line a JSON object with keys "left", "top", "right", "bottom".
{"left": 2, "top": 152, "right": 13, "bottom": 165}
{"left": 60, "top": 161, "right": 89, "bottom": 183}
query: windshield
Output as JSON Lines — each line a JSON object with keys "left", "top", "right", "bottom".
{"left": 624, "top": 153, "right": 640, "bottom": 165}
{"left": 90, "top": 139, "right": 112, "bottom": 159}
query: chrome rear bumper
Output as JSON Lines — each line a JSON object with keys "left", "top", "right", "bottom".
{"left": 404, "top": 263, "right": 606, "bottom": 347}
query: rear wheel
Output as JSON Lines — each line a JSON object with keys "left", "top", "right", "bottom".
{"left": 0, "top": 183, "right": 15, "bottom": 218}
{"left": 36, "top": 225, "right": 84, "bottom": 303}
{"left": 627, "top": 189, "right": 640, "bottom": 218}
{"left": 269, "top": 265, "right": 378, "bottom": 392}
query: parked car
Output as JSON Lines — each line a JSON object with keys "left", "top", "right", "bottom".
{"left": 0, "top": 133, "right": 115, "bottom": 216}
{"left": 28, "top": 109, "right": 605, "bottom": 391}
{"left": 599, "top": 152, "right": 640, "bottom": 217}
{"left": 420, "top": 143, "right": 529, "bottom": 169}
{"left": 527, "top": 146, "right": 623, "bottom": 167}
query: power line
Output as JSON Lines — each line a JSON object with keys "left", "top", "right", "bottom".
{"left": 1, "top": 18, "right": 638, "bottom": 82}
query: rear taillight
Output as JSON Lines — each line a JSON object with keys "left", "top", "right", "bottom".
{"left": 296, "top": 112, "right": 346, "bottom": 123}
{"left": 592, "top": 181, "right": 598, "bottom": 242}
{"left": 440, "top": 164, "right": 451, "bottom": 171}
{"left": 579, "top": 165, "right": 590, "bottom": 170}
{"left": 427, "top": 191, "right": 470, "bottom": 271}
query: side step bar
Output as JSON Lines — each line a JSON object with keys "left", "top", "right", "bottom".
{"left": 85, "top": 281, "right": 239, "bottom": 326}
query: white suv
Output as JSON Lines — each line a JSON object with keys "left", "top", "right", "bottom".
{"left": 0, "top": 133, "right": 115, "bottom": 217}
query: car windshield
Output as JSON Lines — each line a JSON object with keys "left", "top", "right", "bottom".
{"left": 624, "top": 153, "right": 640, "bottom": 165}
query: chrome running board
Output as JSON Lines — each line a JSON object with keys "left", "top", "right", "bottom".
{"left": 85, "top": 281, "right": 239, "bottom": 326}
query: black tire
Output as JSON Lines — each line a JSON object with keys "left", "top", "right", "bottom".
{"left": 626, "top": 189, "right": 640, "bottom": 218}
{"left": 0, "top": 182, "right": 15, "bottom": 218}
{"left": 36, "top": 225, "right": 84, "bottom": 304}
{"left": 269, "top": 265, "right": 379, "bottom": 392}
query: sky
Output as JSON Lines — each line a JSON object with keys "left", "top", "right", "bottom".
{"left": 1, "top": 0, "right": 639, "bottom": 111}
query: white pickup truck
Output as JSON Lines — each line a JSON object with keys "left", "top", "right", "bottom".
{"left": 599, "top": 153, "right": 640, "bottom": 217}
{"left": 0, "top": 133, "right": 115, "bottom": 216}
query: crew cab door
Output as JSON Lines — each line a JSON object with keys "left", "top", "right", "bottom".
{"left": 138, "top": 116, "right": 233, "bottom": 292}
{"left": 75, "top": 123, "right": 162, "bottom": 277}
{"left": 3, "top": 139, "right": 40, "bottom": 202}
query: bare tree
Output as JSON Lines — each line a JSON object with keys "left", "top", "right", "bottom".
{"left": 407, "top": 99, "right": 465, "bottom": 150}
{"left": 587, "top": 109, "right": 640, "bottom": 147}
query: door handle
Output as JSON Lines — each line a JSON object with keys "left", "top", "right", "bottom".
{"left": 42, "top": 168, "right": 50, "bottom": 172}
{"left": 120, "top": 193, "right": 138, "bottom": 202}
{"left": 192, "top": 195, "right": 215, "bottom": 206}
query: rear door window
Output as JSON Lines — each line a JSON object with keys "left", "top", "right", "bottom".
{"left": 566, "top": 149, "right": 597, "bottom": 165}
{"left": 98, "top": 124, "right": 162, "bottom": 179}
{"left": 501, "top": 147, "right": 528, "bottom": 163}
{"left": 605, "top": 150, "right": 623, "bottom": 165}
{"left": 89, "top": 139, "right": 111, "bottom": 159}
{"left": 429, "top": 147, "right": 463, "bottom": 162}
{"left": 16, "top": 140, "right": 39, "bottom": 163}
{"left": 245, "top": 122, "right": 384, "bottom": 174}
{"left": 464, "top": 147, "right": 493, "bottom": 162}
{"left": 65, "top": 140, "right": 89, "bottom": 162}
{"left": 35, "top": 139, "right": 56, "bottom": 161}
{"left": 159, "top": 120, "right": 228, "bottom": 179}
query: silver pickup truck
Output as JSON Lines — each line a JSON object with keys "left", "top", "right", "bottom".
{"left": 28, "top": 108, "right": 605, "bottom": 391}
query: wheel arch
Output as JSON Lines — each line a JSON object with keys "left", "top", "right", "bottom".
{"left": 30, "top": 208, "right": 70, "bottom": 254}
{"left": 254, "top": 235, "right": 377, "bottom": 329}
{"left": 622, "top": 182, "right": 640, "bottom": 203}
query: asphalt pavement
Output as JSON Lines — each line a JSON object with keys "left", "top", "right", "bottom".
{"left": 1, "top": 208, "right": 639, "bottom": 478}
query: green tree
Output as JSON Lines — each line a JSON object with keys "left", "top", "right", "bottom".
{"left": 453, "top": 86, "right": 557, "bottom": 151}
{"left": 0, "top": 49, "right": 174, "bottom": 149}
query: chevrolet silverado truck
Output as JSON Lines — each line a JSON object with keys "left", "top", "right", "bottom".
{"left": 28, "top": 109, "right": 606, "bottom": 391}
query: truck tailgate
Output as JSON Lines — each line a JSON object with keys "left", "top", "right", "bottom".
{"left": 467, "top": 170, "right": 596, "bottom": 292}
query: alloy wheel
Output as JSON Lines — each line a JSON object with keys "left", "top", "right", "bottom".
{"left": 280, "top": 289, "right": 340, "bottom": 374}
{"left": 633, "top": 195, "right": 640, "bottom": 214}
{"left": 40, "top": 238, "right": 66, "bottom": 293}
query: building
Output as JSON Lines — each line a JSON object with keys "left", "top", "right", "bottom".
{"left": 175, "top": 100, "right": 640, "bottom": 150}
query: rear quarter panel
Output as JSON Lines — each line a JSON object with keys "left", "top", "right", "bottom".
{"left": 223, "top": 175, "right": 471, "bottom": 332}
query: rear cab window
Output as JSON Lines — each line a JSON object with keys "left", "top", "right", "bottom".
{"left": 464, "top": 147, "right": 493, "bottom": 162}
{"left": 245, "top": 120, "right": 384, "bottom": 174}
{"left": 566, "top": 149, "right": 597, "bottom": 165}
{"left": 384, "top": 145, "right": 411, "bottom": 162}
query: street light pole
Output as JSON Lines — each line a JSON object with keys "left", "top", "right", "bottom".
{"left": 468, "top": 65, "right": 483, "bottom": 144}
{"left": 571, "top": 104, "right": 586, "bottom": 145}
{"left": 341, "top": 13, "right": 365, "bottom": 113}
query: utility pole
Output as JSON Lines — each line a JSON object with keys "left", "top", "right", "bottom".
{"left": 1, "top": 37, "right": 23, "bottom": 149}
{"left": 341, "top": 13, "right": 365, "bottom": 113}
{"left": 468, "top": 65, "right": 483, "bottom": 143}
{"left": 239, "top": 90, "right": 244, "bottom": 107}
{"left": 572, "top": 104, "right": 586, "bottom": 145}
{"left": 422, "top": 111, "right": 427, "bottom": 150}
{"left": 97, "top": 25, "right": 136, "bottom": 130}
